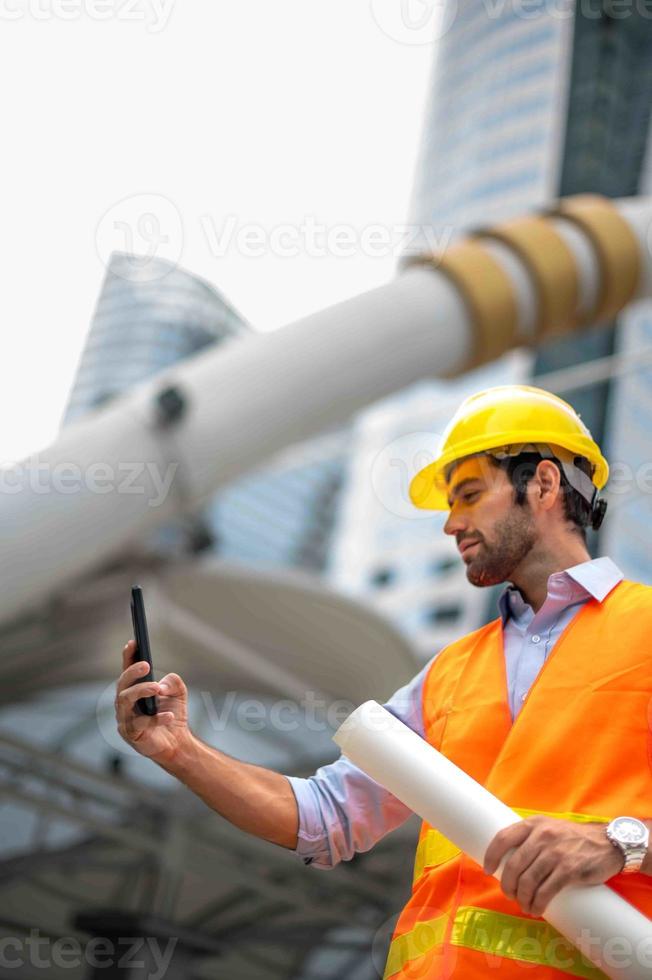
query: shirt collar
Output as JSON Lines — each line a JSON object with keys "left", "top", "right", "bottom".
{"left": 498, "top": 556, "right": 624, "bottom": 626}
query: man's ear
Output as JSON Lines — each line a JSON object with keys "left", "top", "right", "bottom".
{"left": 534, "top": 460, "right": 561, "bottom": 511}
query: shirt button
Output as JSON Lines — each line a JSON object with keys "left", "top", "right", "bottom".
{"left": 531, "top": 634, "right": 541, "bottom": 644}
{"left": 521, "top": 693, "right": 527, "bottom": 702}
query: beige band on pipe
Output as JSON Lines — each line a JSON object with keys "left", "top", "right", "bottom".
{"left": 554, "top": 194, "right": 641, "bottom": 323}
{"left": 421, "top": 240, "right": 519, "bottom": 370}
{"left": 407, "top": 195, "right": 642, "bottom": 373}
{"left": 477, "top": 216, "right": 579, "bottom": 339}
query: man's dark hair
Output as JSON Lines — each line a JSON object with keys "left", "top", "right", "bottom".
{"left": 487, "top": 452, "right": 594, "bottom": 540}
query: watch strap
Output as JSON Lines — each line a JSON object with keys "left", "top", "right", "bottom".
{"left": 621, "top": 845, "right": 647, "bottom": 874}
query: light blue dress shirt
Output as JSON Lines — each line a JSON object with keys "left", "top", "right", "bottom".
{"left": 287, "top": 556, "right": 624, "bottom": 869}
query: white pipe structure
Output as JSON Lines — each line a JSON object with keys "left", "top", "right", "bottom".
{"left": 334, "top": 702, "right": 652, "bottom": 980}
{"left": 1, "top": 194, "right": 650, "bottom": 626}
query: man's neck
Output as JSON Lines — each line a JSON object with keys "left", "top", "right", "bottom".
{"left": 510, "top": 539, "right": 591, "bottom": 613}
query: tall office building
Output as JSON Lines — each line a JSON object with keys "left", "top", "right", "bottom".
{"left": 408, "top": 1, "right": 573, "bottom": 245}
{"left": 602, "top": 125, "right": 652, "bottom": 583}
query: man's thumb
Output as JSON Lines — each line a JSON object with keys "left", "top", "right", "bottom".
{"left": 158, "top": 672, "right": 186, "bottom": 696}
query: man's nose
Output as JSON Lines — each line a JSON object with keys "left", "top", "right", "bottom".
{"left": 443, "top": 506, "right": 468, "bottom": 536}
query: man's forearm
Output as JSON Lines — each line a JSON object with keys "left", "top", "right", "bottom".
{"left": 156, "top": 732, "right": 299, "bottom": 850}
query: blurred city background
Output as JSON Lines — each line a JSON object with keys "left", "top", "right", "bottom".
{"left": 2, "top": 1, "right": 652, "bottom": 978}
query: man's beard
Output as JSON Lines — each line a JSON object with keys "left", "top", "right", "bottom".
{"left": 463, "top": 505, "right": 536, "bottom": 587}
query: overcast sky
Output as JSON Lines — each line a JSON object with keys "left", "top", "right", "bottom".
{"left": 1, "top": 1, "right": 435, "bottom": 462}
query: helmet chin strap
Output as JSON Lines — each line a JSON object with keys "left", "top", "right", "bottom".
{"left": 488, "top": 443, "right": 608, "bottom": 531}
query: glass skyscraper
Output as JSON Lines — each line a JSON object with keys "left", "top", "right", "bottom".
{"left": 63, "top": 252, "right": 249, "bottom": 426}
{"left": 408, "top": 1, "right": 572, "bottom": 244}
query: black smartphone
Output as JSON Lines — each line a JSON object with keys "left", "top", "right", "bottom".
{"left": 130, "top": 585, "right": 157, "bottom": 716}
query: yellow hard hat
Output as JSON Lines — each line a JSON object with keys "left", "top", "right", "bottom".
{"left": 409, "top": 385, "right": 609, "bottom": 511}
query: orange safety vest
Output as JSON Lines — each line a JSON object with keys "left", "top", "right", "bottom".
{"left": 384, "top": 579, "right": 652, "bottom": 979}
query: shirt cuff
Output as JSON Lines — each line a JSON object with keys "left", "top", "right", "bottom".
{"left": 286, "top": 774, "right": 334, "bottom": 869}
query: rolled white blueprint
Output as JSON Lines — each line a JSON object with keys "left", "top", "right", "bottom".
{"left": 333, "top": 701, "right": 652, "bottom": 980}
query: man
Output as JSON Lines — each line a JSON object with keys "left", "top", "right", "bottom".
{"left": 115, "top": 384, "right": 652, "bottom": 978}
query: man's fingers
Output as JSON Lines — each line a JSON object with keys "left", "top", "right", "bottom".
{"left": 513, "top": 853, "right": 556, "bottom": 913}
{"left": 156, "top": 711, "right": 176, "bottom": 725}
{"left": 529, "top": 866, "right": 570, "bottom": 917}
{"left": 483, "top": 820, "right": 533, "bottom": 875}
{"left": 499, "top": 839, "right": 542, "bottom": 900}
{"left": 122, "top": 639, "right": 137, "bottom": 672}
{"left": 116, "top": 681, "right": 161, "bottom": 712}
{"left": 116, "top": 659, "right": 151, "bottom": 695}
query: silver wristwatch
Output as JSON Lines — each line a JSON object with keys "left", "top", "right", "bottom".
{"left": 605, "top": 816, "right": 650, "bottom": 874}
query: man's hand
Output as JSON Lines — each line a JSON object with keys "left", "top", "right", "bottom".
{"left": 115, "top": 639, "right": 192, "bottom": 766}
{"left": 483, "top": 815, "right": 625, "bottom": 917}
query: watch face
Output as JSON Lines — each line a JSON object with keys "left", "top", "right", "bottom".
{"left": 612, "top": 817, "right": 647, "bottom": 845}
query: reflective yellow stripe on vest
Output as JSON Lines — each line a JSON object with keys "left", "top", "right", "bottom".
{"left": 384, "top": 906, "right": 608, "bottom": 979}
{"left": 413, "top": 809, "right": 611, "bottom": 885}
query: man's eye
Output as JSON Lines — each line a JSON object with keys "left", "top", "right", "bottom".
{"left": 462, "top": 491, "right": 479, "bottom": 503}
